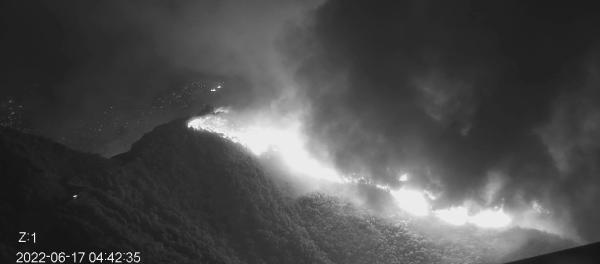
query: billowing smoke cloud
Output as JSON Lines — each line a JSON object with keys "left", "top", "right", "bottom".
{"left": 285, "top": 0, "right": 600, "bottom": 241}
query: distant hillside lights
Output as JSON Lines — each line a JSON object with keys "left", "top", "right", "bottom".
{"left": 209, "top": 83, "right": 224, "bottom": 93}
{"left": 187, "top": 109, "right": 513, "bottom": 228}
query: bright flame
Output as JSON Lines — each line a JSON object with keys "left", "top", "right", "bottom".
{"left": 435, "top": 206, "right": 468, "bottom": 225}
{"left": 187, "top": 110, "right": 344, "bottom": 183}
{"left": 390, "top": 188, "right": 430, "bottom": 216}
{"left": 435, "top": 206, "right": 512, "bottom": 228}
{"left": 469, "top": 207, "right": 512, "bottom": 228}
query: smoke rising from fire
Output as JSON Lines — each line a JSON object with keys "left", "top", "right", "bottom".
{"left": 3, "top": 0, "right": 600, "bottom": 242}
{"left": 286, "top": 0, "right": 600, "bottom": 242}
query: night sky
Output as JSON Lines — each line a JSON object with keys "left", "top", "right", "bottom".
{"left": 2, "top": 0, "right": 600, "bottom": 242}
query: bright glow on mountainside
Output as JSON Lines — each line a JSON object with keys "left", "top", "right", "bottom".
{"left": 390, "top": 188, "right": 431, "bottom": 216}
{"left": 187, "top": 109, "right": 514, "bottom": 228}
{"left": 434, "top": 206, "right": 512, "bottom": 228}
{"left": 188, "top": 108, "right": 344, "bottom": 183}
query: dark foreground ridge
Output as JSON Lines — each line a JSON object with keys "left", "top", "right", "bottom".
{"left": 506, "top": 241, "right": 600, "bottom": 264}
{"left": 0, "top": 119, "right": 582, "bottom": 263}
{"left": 0, "top": 119, "right": 330, "bottom": 264}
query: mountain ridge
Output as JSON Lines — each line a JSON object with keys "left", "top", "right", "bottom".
{"left": 0, "top": 119, "right": 577, "bottom": 263}
{"left": 1, "top": 120, "right": 330, "bottom": 263}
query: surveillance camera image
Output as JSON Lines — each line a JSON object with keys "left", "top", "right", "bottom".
{"left": 2, "top": 0, "right": 600, "bottom": 263}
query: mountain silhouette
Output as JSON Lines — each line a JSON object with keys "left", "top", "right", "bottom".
{"left": 0, "top": 118, "right": 578, "bottom": 263}
{"left": 1, "top": 119, "right": 330, "bottom": 264}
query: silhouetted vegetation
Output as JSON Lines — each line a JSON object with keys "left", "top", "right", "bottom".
{"left": 0, "top": 120, "right": 573, "bottom": 263}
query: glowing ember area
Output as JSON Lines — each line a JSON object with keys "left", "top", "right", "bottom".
{"left": 188, "top": 110, "right": 513, "bottom": 228}
{"left": 435, "top": 206, "right": 512, "bottom": 228}
{"left": 398, "top": 173, "right": 409, "bottom": 182}
{"left": 390, "top": 188, "right": 430, "bottom": 216}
